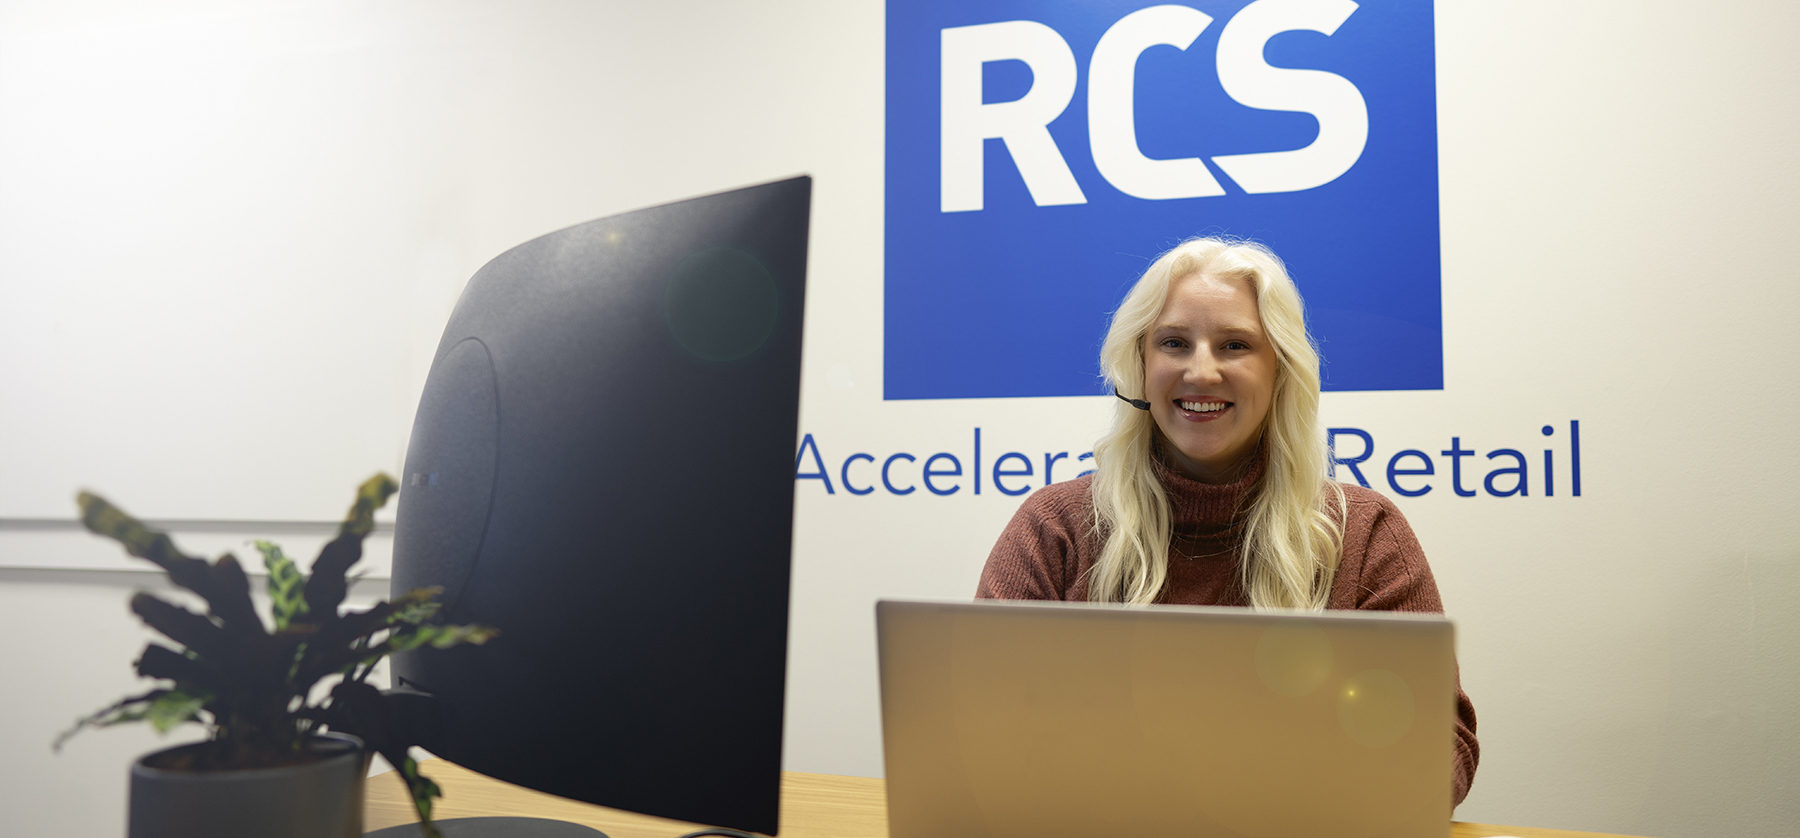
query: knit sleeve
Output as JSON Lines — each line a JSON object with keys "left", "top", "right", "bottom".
{"left": 1335, "top": 487, "right": 1482, "bottom": 809}
{"left": 975, "top": 480, "right": 1090, "bottom": 601}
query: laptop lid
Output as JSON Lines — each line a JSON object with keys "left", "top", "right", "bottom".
{"left": 876, "top": 599, "right": 1455, "bottom": 838}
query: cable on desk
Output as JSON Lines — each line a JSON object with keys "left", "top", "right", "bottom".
{"left": 674, "top": 830, "right": 762, "bottom": 838}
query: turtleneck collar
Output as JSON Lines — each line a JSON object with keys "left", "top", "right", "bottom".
{"left": 1151, "top": 438, "right": 1265, "bottom": 540}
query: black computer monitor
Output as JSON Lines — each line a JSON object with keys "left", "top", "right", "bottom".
{"left": 389, "top": 177, "right": 810, "bottom": 835}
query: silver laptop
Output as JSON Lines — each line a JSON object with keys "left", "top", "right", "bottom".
{"left": 876, "top": 599, "right": 1455, "bottom": 838}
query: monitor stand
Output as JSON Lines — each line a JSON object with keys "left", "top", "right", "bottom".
{"left": 366, "top": 816, "right": 606, "bottom": 837}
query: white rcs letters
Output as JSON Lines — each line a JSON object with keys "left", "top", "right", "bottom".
{"left": 940, "top": 0, "right": 1369, "bottom": 213}
{"left": 1211, "top": 0, "right": 1366, "bottom": 193}
{"left": 1089, "top": 5, "right": 1226, "bottom": 200}
{"left": 940, "top": 20, "right": 1089, "bottom": 212}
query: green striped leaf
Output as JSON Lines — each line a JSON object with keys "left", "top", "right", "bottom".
{"left": 253, "top": 541, "right": 310, "bottom": 630}
{"left": 389, "top": 622, "right": 499, "bottom": 652}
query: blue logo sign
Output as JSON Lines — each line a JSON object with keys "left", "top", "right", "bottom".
{"left": 885, "top": 0, "right": 1442, "bottom": 399}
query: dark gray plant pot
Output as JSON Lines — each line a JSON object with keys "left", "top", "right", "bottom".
{"left": 127, "top": 733, "right": 367, "bottom": 838}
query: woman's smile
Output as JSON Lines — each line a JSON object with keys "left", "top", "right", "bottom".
{"left": 1174, "top": 398, "right": 1231, "bottom": 418}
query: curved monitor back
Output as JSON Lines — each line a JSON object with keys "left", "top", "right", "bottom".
{"left": 392, "top": 177, "right": 810, "bottom": 834}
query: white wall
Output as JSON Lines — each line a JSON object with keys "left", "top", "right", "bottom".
{"left": 2, "top": 2, "right": 1796, "bottom": 837}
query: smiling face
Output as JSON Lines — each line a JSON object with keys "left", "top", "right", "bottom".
{"left": 1141, "top": 271, "right": 1279, "bottom": 484}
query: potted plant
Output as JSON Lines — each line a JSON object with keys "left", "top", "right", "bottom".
{"left": 55, "top": 473, "right": 495, "bottom": 838}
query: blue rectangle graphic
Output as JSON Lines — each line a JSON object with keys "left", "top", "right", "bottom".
{"left": 885, "top": 0, "right": 1442, "bottom": 399}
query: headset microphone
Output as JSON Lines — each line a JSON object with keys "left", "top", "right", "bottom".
{"left": 1114, "top": 391, "right": 1151, "bottom": 411}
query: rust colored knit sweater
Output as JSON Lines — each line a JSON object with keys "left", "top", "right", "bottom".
{"left": 976, "top": 451, "right": 1481, "bottom": 806}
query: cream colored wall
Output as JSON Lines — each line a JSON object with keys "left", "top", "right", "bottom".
{"left": 2, "top": 2, "right": 1796, "bottom": 836}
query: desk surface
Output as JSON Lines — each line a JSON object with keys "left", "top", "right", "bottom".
{"left": 364, "top": 760, "right": 1655, "bottom": 838}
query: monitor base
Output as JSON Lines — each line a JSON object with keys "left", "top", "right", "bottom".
{"left": 366, "top": 816, "right": 606, "bottom": 837}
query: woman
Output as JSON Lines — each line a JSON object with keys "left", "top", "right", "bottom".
{"left": 976, "top": 237, "right": 1479, "bottom": 805}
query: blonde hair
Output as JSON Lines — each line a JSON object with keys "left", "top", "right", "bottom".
{"left": 1087, "top": 237, "right": 1346, "bottom": 610}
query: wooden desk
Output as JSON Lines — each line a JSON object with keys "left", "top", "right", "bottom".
{"left": 364, "top": 760, "right": 1655, "bottom": 838}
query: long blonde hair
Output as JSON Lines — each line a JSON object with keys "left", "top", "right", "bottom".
{"left": 1087, "top": 237, "right": 1346, "bottom": 610}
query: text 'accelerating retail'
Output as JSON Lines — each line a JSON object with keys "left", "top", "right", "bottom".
{"left": 795, "top": 423, "right": 1585, "bottom": 500}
